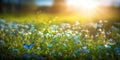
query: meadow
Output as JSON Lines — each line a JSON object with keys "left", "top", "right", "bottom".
{"left": 0, "top": 13, "right": 120, "bottom": 60}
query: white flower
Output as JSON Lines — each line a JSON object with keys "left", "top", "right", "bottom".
{"left": 75, "top": 21, "right": 80, "bottom": 25}
{"left": 99, "top": 20, "right": 103, "bottom": 23}
{"left": 72, "top": 53, "right": 76, "bottom": 57}
{"left": 92, "top": 23, "right": 97, "bottom": 29}
{"left": 24, "top": 25, "right": 29, "bottom": 28}
{"left": 101, "top": 31, "right": 105, "bottom": 34}
{"left": 37, "top": 47, "right": 41, "bottom": 50}
{"left": 82, "top": 46, "right": 87, "bottom": 49}
{"left": 97, "top": 24, "right": 103, "bottom": 28}
{"left": 28, "top": 31, "right": 32, "bottom": 35}
{"left": 95, "top": 33, "right": 99, "bottom": 37}
{"left": 98, "top": 29, "right": 102, "bottom": 32}
{"left": 38, "top": 31, "right": 43, "bottom": 35}
{"left": 104, "top": 20, "right": 108, "bottom": 23}
{"left": 85, "top": 34, "right": 88, "bottom": 37}
{"left": 0, "top": 28, "right": 4, "bottom": 31}
{"left": 104, "top": 44, "right": 111, "bottom": 49}
{"left": 61, "top": 23, "right": 71, "bottom": 28}
{"left": 58, "top": 52, "right": 62, "bottom": 56}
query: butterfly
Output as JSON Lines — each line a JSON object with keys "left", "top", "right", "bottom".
{"left": 24, "top": 43, "right": 34, "bottom": 49}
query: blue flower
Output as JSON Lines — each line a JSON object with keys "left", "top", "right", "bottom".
{"left": 98, "top": 45, "right": 103, "bottom": 49}
{"left": 74, "top": 36, "right": 81, "bottom": 43}
{"left": 13, "top": 48, "right": 18, "bottom": 52}
{"left": 13, "top": 24, "right": 18, "bottom": 29}
{"left": 82, "top": 49, "right": 90, "bottom": 53}
{"left": 59, "top": 42, "right": 62, "bottom": 45}
{"left": 24, "top": 43, "right": 33, "bottom": 49}
{"left": 10, "top": 32, "right": 15, "bottom": 35}
{"left": 48, "top": 44, "right": 52, "bottom": 48}
{"left": 104, "top": 45, "right": 111, "bottom": 49}
{"left": 82, "top": 46, "right": 90, "bottom": 53}
{"left": 77, "top": 40, "right": 81, "bottom": 43}
{"left": 0, "top": 24, "right": 5, "bottom": 28}
{"left": 63, "top": 43, "right": 67, "bottom": 47}
{"left": 75, "top": 49, "right": 80, "bottom": 53}
{"left": 30, "top": 25, "right": 34, "bottom": 31}
{"left": 114, "top": 47, "right": 120, "bottom": 53}
{"left": 50, "top": 50, "right": 55, "bottom": 55}
{"left": 82, "top": 46, "right": 87, "bottom": 49}
{"left": 0, "top": 19, "right": 5, "bottom": 23}
{"left": 74, "top": 36, "right": 79, "bottom": 40}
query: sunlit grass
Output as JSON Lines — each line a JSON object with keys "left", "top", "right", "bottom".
{"left": 0, "top": 16, "right": 120, "bottom": 60}
{"left": 0, "top": 11, "right": 119, "bottom": 25}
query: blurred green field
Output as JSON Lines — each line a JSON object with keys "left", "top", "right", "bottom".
{"left": 0, "top": 12, "right": 120, "bottom": 60}
{"left": 0, "top": 11, "right": 119, "bottom": 25}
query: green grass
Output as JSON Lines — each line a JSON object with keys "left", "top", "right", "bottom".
{"left": 0, "top": 11, "right": 119, "bottom": 24}
{"left": 0, "top": 13, "right": 120, "bottom": 60}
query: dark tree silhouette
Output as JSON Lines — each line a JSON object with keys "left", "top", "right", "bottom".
{"left": 52, "top": 0, "right": 67, "bottom": 13}
{"left": 0, "top": 0, "right": 36, "bottom": 14}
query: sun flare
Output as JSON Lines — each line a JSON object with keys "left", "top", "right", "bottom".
{"left": 80, "top": 0, "right": 97, "bottom": 9}
{"left": 67, "top": 0, "right": 98, "bottom": 9}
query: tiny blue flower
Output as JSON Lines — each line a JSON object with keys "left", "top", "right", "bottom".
{"left": 30, "top": 25, "right": 34, "bottom": 31}
{"left": 0, "top": 24, "right": 5, "bottom": 28}
{"left": 13, "top": 24, "right": 18, "bottom": 29}
{"left": 98, "top": 45, "right": 103, "bottom": 49}
{"left": 77, "top": 40, "right": 81, "bottom": 43}
{"left": 104, "top": 45, "right": 111, "bottom": 49}
{"left": 0, "top": 19, "right": 5, "bottom": 23}
{"left": 114, "top": 47, "right": 120, "bottom": 53}
{"left": 10, "top": 32, "right": 15, "bottom": 35}
{"left": 82, "top": 46, "right": 87, "bottom": 49}
{"left": 74, "top": 36, "right": 79, "bottom": 40}
{"left": 59, "top": 42, "right": 62, "bottom": 45}
{"left": 73, "top": 36, "right": 81, "bottom": 43}
{"left": 82, "top": 49, "right": 90, "bottom": 53}
{"left": 13, "top": 48, "right": 18, "bottom": 52}
{"left": 50, "top": 50, "right": 55, "bottom": 55}
{"left": 76, "top": 49, "right": 80, "bottom": 53}
{"left": 63, "top": 43, "right": 67, "bottom": 47}
{"left": 48, "top": 44, "right": 52, "bottom": 48}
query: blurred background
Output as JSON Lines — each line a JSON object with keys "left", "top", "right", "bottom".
{"left": 0, "top": 0, "right": 120, "bottom": 24}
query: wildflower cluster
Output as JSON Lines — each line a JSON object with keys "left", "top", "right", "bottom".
{"left": 0, "top": 19, "right": 120, "bottom": 60}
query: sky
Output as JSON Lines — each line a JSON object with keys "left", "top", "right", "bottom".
{"left": 35, "top": 0, "right": 120, "bottom": 7}
{"left": 35, "top": 0, "right": 53, "bottom": 6}
{"left": 2, "top": 0, "right": 120, "bottom": 7}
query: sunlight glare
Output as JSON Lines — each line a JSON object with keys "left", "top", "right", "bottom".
{"left": 67, "top": 0, "right": 98, "bottom": 9}
{"left": 80, "top": 0, "right": 97, "bottom": 9}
